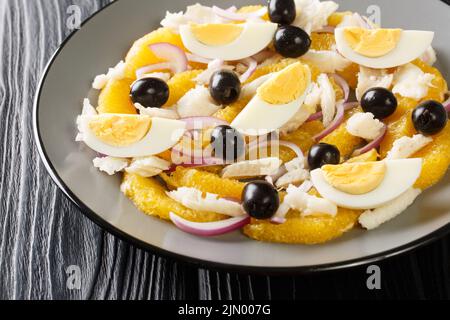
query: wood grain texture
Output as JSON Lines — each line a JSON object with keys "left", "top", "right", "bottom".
{"left": 0, "top": 0, "right": 449, "bottom": 300}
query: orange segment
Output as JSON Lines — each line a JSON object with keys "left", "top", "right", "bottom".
{"left": 310, "top": 33, "right": 336, "bottom": 51}
{"left": 122, "top": 173, "right": 225, "bottom": 222}
{"left": 244, "top": 207, "right": 360, "bottom": 244}
{"left": 165, "top": 70, "right": 203, "bottom": 107}
{"left": 97, "top": 78, "right": 137, "bottom": 114}
{"left": 380, "top": 110, "right": 416, "bottom": 158}
{"left": 160, "top": 167, "right": 245, "bottom": 199}
{"left": 389, "top": 60, "right": 448, "bottom": 120}
{"left": 321, "top": 108, "right": 364, "bottom": 158}
{"left": 413, "top": 123, "right": 450, "bottom": 190}
{"left": 213, "top": 97, "right": 250, "bottom": 123}
{"left": 380, "top": 111, "right": 450, "bottom": 190}
{"left": 337, "top": 63, "right": 360, "bottom": 90}
{"left": 124, "top": 28, "right": 187, "bottom": 79}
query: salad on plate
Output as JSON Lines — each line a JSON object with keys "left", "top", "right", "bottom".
{"left": 75, "top": 0, "right": 450, "bottom": 244}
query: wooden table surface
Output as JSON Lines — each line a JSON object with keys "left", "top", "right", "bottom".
{"left": 1, "top": 0, "right": 450, "bottom": 300}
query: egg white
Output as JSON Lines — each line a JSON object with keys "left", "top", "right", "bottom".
{"left": 335, "top": 28, "right": 434, "bottom": 69}
{"left": 78, "top": 115, "right": 186, "bottom": 158}
{"left": 180, "top": 22, "right": 278, "bottom": 61}
{"left": 310, "top": 159, "right": 423, "bottom": 210}
{"left": 231, "top": 94, "right": 311, "bottom": 136}
{"left": 231, "top": 68, "right": 312, "bottom": 136}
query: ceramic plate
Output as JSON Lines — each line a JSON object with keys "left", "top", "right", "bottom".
{"left": 34, "top": 0, "right": 450, "bottom": 273}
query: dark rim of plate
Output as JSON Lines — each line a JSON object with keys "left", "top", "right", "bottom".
{"left": 32, "top": 0, "right": 450, "bottom": 275}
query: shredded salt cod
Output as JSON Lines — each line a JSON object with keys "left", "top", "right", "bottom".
{"left": 176, "top": 85, "right": 221, "bottom": 118}
{"left": 317, "top": 74, "right": 336, "bottom": 126}
{"left": 161, "top": 4, "right": 227, "bottom": 33}
{"left": 275, "top": 157, "right": 310, "bottom": 188}
{"left": 167, "top": 187, "right": 245, "bottom": 217}
{"left": 93, "top": 156, "right": 129, "bottom": 175}
{"left": 282, "top": 183, "right": 338, "bottom": 217}
{"left": 292, "top": 0, "right": 339, "bottom": 34}
{"left": 222, "top": 158, "right": 282, "bottom": 179}
{"left": 75, "top": 99, "right": 97, "bottom": 142}
{"left": 356, "top": 66, "right": 394, "bottom": 101}
{"left": 346, "top": 112, "right": 385, "bottom": 140}
{"left": 359, "top": 188, "right": 421, "bottom": 230}
{"left": 302, "top": 50, "right": 351, "bottom": 73}
{"left": 92, "top": 61, "right": 126, "bottom": 90}
{"left": 392, "top": 64, "right": 435, "bottom": 100}
{"left": 386, "top": 134, "right": 433, "bottom": 160}
{"left": 125, "top": 156, "right": 170, "bottom": 177}
{"left": 135, "top": 103, "right": 179, "bottom": 119}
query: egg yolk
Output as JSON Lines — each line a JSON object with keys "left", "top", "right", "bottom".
{"left": 322, "top": 161, "right": 386, "bottom": 195}
{"left": 190, "top": 23, "right": 244, "bottom": 46}
{"left": 343, "top": 28, "right": 402, "bottom": 58}
{"left": 257, "top": 62, "right": 311, "bottom": 105}
{"left": 88, "top": 114, "right": 152, "bottom": 147}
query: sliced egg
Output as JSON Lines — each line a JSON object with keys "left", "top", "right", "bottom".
{"left": 180, "top": 22, "right": 278, "bottom": 61}
{"left": 77, "top": 114, "right": 186, "bottom": 158}
{"left": 310, "top": 159, "right": 422, "bottom": 210}
{"left": 335, "top": 27, "right": 434, "bottom": 69}
{"left": 231, "top": 62, "right": 312, "bottom": 136}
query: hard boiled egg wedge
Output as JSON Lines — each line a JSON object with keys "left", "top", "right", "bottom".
{"left": 310, "top": 159, "right": 422, "bottom": 210}
{"left": 77, "top": 114, "right": 186, "bottom": 158}
{"left": 231, "top": 62, "right": 312, "bottom": 136}
{"left": 180, "top": 22, "right": 278, "bottom": 61}
{"left": 335, "top": 27, "right": 434, "bottom": 69}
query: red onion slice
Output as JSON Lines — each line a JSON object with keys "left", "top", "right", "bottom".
{"left": 279, "top": 140, "right": 304, "bottom": 161}
{"left": 169, "top": 212, "right": 250, "bottom": 237}
{"left": 307, "top": 102, "right": 358, "bottom": 123}
{"left": 246, "top": 139, "right": 303, "bottom": 162}
{"left": 313, "top": 101, "right": 346, "bottom": 141}
{"left": 239, "top": 58, "right": 258, "bottom": 83}
{"left": 443, "top": 92, "right": 450, "bottom": 112}
{"left": 195, "top": 59, "right": 229, "bottom": 84}
{"left": 212, "top": 6, "right": 267, "bottom": 21}
{"left": 186, "top": 53, "right": 212, "bottom": 64}
{"left": 148, "top": 42, "right": 188, "bottom": 74}
{"left": 328, "top": 73, "right": 350, "bottom": 102}
{"left": 136, "top": 63, "right": 173, "bottom": 78}
{"left": 353, "top": 125, "right": 387, "bottom": 156}
{"left": 180, "top": 116, "right": 229, "bottom": 131}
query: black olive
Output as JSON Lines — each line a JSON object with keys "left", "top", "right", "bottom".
{"left": 361, "top": 87, "right": 397, "bottom": 120}
{"left": 130, "top": 77, "right": 169, "bottom": 109}
{"left": 307, "top": 143, "right": 340, "bottom": 170}
{"left": 209, "top": 70, "right": 241, "bottom": 105}
{"left": 210, "top": 125, "right": 245, "bottom": 162}
{"left": 268, "top": 0, "right": 296, "bottom": 25}
{"left": 273, "top": 25, "right": 311, "bottom": 58}
{"left": 242, "top": 181, "right": 280, "bottom": 219}
{"left": 412, "top": 100, "right": 448, "bottom": 136}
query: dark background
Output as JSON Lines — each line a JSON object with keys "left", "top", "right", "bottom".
{"left": 0, "top": 0, "right": 449, "bottom": 300}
